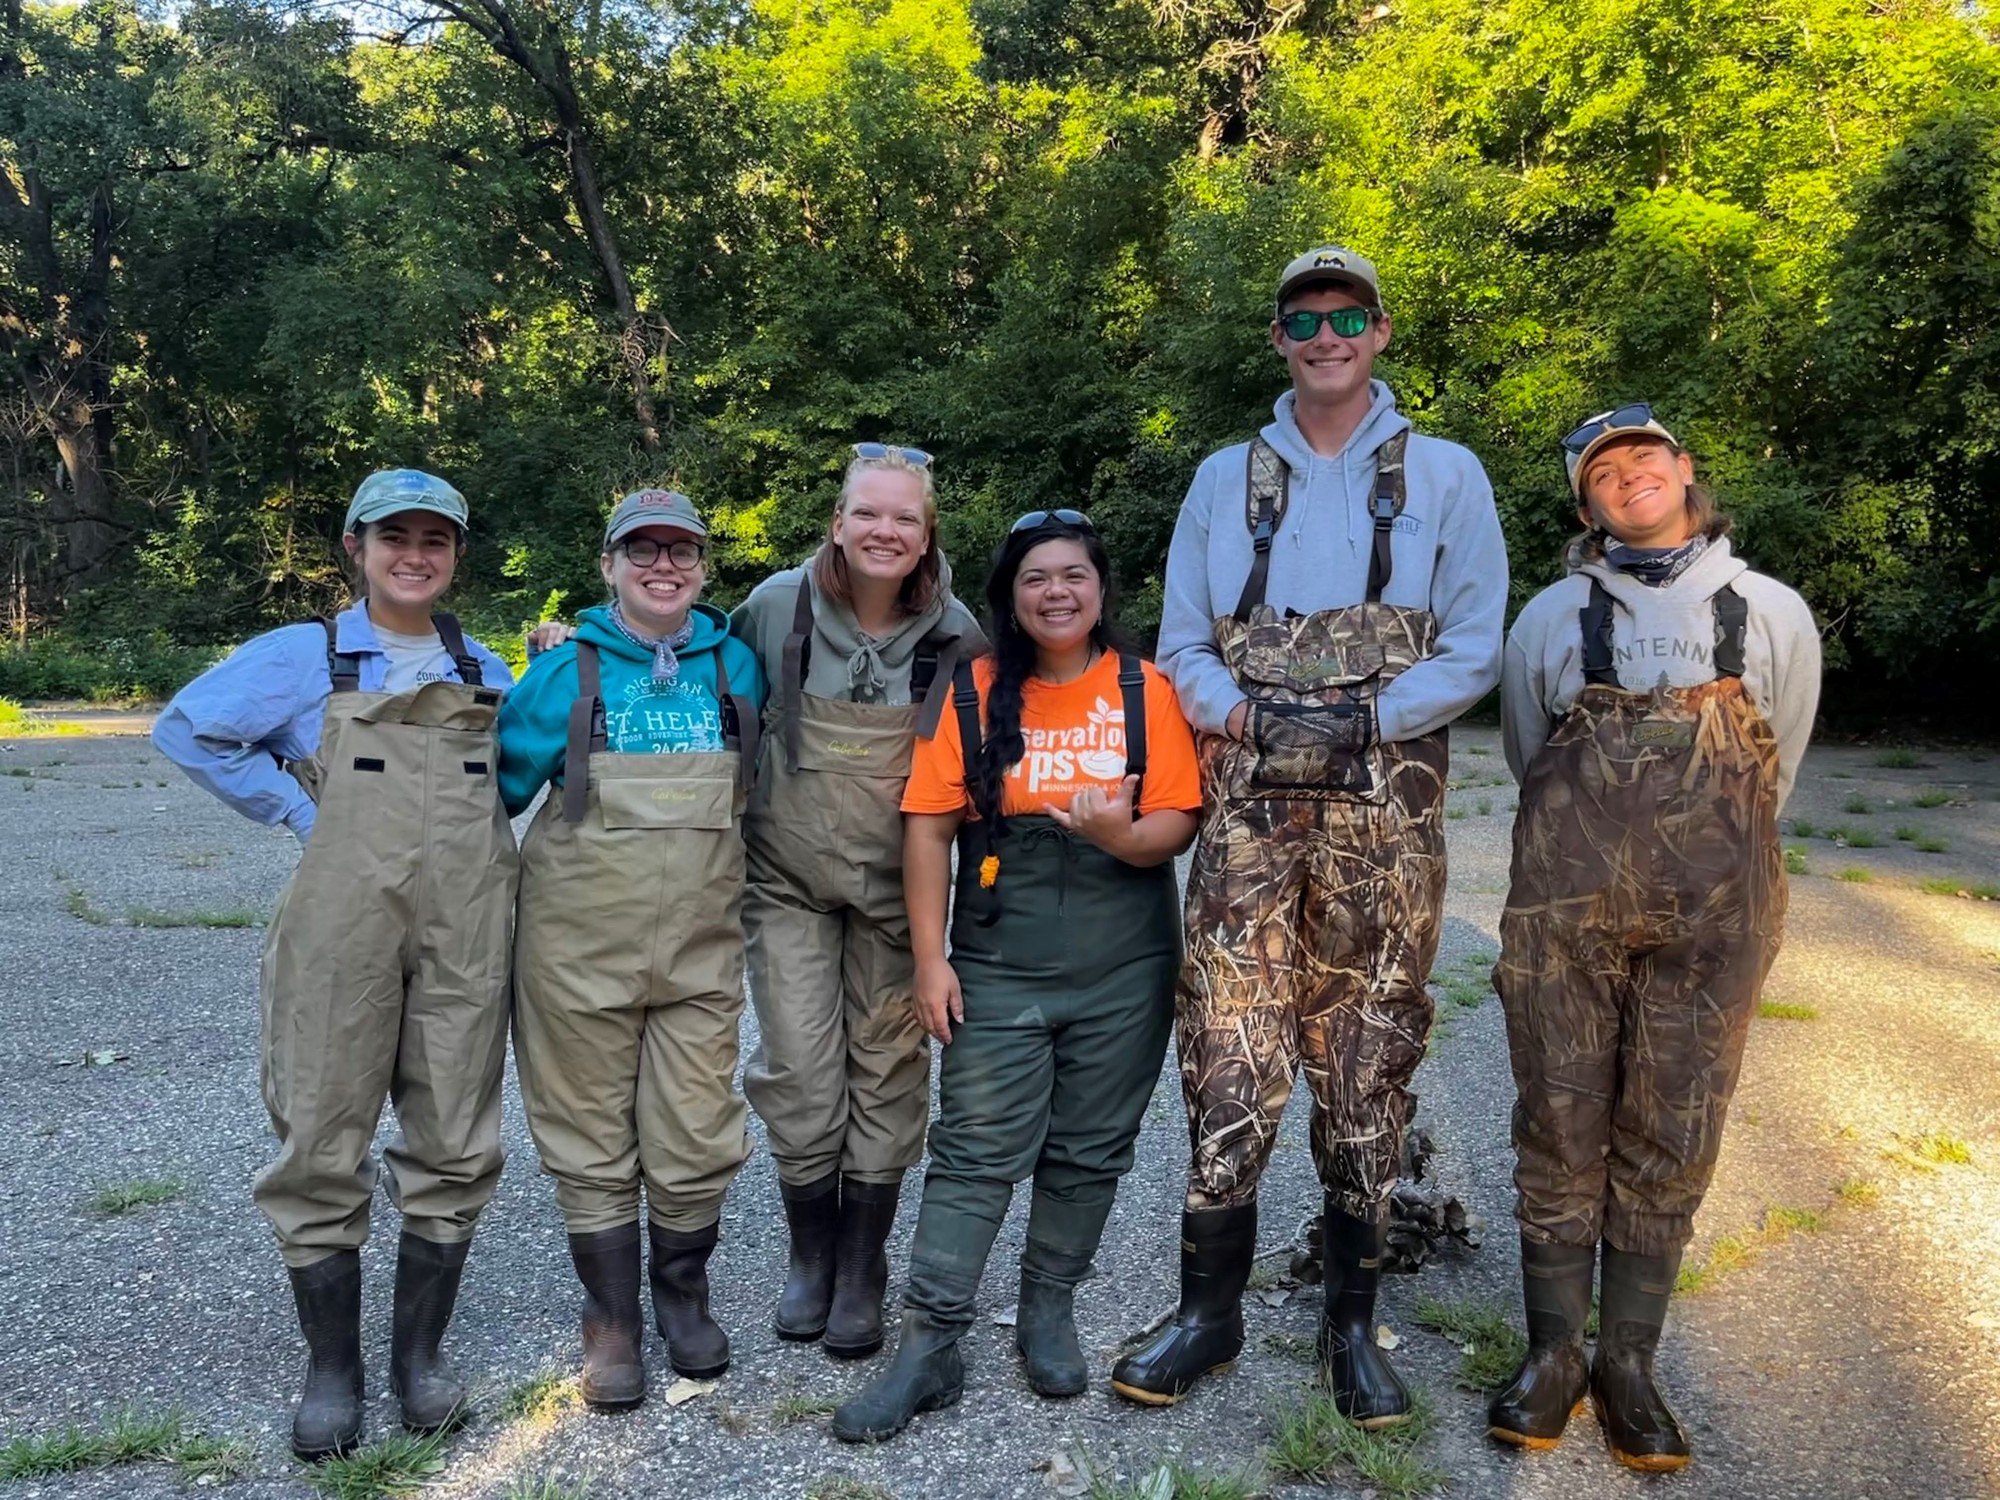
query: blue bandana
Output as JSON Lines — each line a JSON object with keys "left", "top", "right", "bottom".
{"left": 608, "top": 602, "right": 696, "bottom": 682}
{"left": 1604, "top": 533, "right": 1708, "bottom": 588}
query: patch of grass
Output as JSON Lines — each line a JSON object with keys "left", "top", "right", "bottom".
{"left": 1910, "top": 1133, "right": 1975, "bottom": 1166}
{"left": 1913, "top": 789, "right": 1952, "bottom": 809}
{"left": 804, "top": 1480, "right": 894, "bottom": 1500}
{"left": 1083, "top": 1455, "right": 1265, "bottom": 1500}
{"left": 1784, "top": 846, "right": 1808, "bottom": 875}
{"left": 170, "top": 1434, "right": 257, "bottom": 1484}
{"left": 1873, "top": 748, "right": 1925, "bottom": 769}
{"left": 1468, "top": 745, "right": 1490, "bottom": 755}
{"left": 1411, "top": 1294, "right": 1526, "bottom": 1392}
{"left": 1245, "top": 1257, "right": 1288, "bottom": 1292}
{"left": 0, "top": 1426, "right": 106, "bottom": 1479}
{"left": 1261, "top": 1331, "right": 1316, "bottom": 1361}
{"left": 503, "top": 1477, "right": 594, "bottom": 1500}
{"left": 1843, "top": 830, "right": 1881, "bottom": 849}
{"left": 497, "top": 1370, "right": 580, "bottom": 1424}
{"left": 1915, "top": 836, "right": 1948, "bottom": 854}
{"left": 1918, "top": 878, "right": 2000, "bottom": 900}
{"left": 1677, "top": 1202, "right": 1835, "bottom": 1294}
{"left": 60, "top": 881, "right": 112, "bottom": 925}
{"left": 1476, "top": 796, "right": 1493, "bottom": 816}
{"left": 769, "top": 1393, "right": 837, "bottom": 1425}
{"left": 0, "top": 1409, "right": 249, "bottom": 1484}
{"left": 307, "top": 1431, "right": 449, "bottom": 1500}
{"left": 1266, "top": 1389, "right": 1441, "bottom": 1499}
{"left": 1789, "top": 817, "right": 1816, "bottom": 838}
{"left": 91, "top": 1178, "right": 186, "bottom": 1216}
{"left": 1836, "top": 867, "right": 1872, "bottom": 883}
{"left": 1895, "top": 825, "right": 1920, "bottom": 842}
{"left": 1843, "top": 795, "right": 1872, "bottom": 815}
{"left": 1757, "top": 1000, "right": 1819, "bottom": 1021}
{"left": 1, "top": 765, "right": 34, "bottom": 777}
{"left": 1445, "top": 806, "right": 1467, "bottom": 821}
{"left": 1763, "top": 1206, "right": 1827, "bottom": 1238}
{"left": 1835, "top": 1177, "right": 1882, "bottom": 1207}
{"left": 125, "top": 906, "right": 264, "bottom": 929}
{"left": 0, "top": 695, "right": 90, "bottom": 737}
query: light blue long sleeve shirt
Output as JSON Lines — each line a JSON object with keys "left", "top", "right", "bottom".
{"left": 151, "top": 602, "right": 512, "bottom": 843}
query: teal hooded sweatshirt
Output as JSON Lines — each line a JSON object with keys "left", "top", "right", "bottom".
{"left": 497, "top": 602, "right": 768, "bottom": 817}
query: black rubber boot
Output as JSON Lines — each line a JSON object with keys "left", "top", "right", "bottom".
{"left": 774, "top": 1172, "right": 841, "bottom": 1342}
{"left": 649, "top": 1221, "right": 730, "bottom": 1378}
{"left": 389, "top": 1233, "right": 471, "bottom": 1433}
{"left": 824, "top": 1176, "right": 900, "bottom": 1359}
{"left": 1592, "top": 1244, "right": 1691, "bottom": 1473}
{"left": 1109, "top": 1203, "right": 1257, "bottom": 1405}
{"left": 829, "top": 1307, "right": 966, "bottom": 1443}
{"left": 286, "top": 1250, "right": 364, "bottom": 1461}
{"left": 1318, "top": 1201, "right": 1411, "bottom": 1430}
{"left": 568, "top": 1225, "right": 646, "bottom": 1410}
{"left": 1016, "top": 1266, "right": 1088, "bottom": 1398}
{"left": 1486, "top": 1236, "right": 1594, "bottom": 1450}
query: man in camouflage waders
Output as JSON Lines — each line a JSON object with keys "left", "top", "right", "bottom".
{"left": 1112, "top": 247, "right": 1508, "bottom": 1426}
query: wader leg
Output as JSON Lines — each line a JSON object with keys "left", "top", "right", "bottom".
{"left": 513, "top": 975, "right": 649, "bottom": 1233}
{"left": 839, "top": 901, "right": 929, "bottom": 1183}
{"left": 637, "top": 986, "right": 750, "bottom": 1233}
{"left": 743, "top": 885, "right": 849, "bottom": 1188}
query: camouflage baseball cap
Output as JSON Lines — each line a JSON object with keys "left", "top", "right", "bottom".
{"left": 343, "top": 469, "right": 469, "bottom": 533}
{"left": 603, "top": 488, "right": 708, "bottom": 550}
{"left": 1275, "top": 245, "right": 1384, "bottom": 314}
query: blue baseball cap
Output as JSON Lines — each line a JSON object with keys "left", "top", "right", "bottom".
{"left": 343, "top": 469, "right": 470, "bottom": 533}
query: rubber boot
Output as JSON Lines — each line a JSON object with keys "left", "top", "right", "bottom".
{"left": 1592, "top": 1244, "right": 1691, "bottom": 1473}
{"left": 648, "top": 1220, "right": 730, "bottom": 1378}
{"left": 1486, "top": 1236, "right": 1594, "bottom": 1450}
{"left": 829, "top": 1306, "right": 966, "bottom": 1443}
{"left": 389, "top": 1233, "right": 472, "bottom": 1433}
{"left": 1016, "top": 1184, "right": 1115, "bottom": 1398}
{"left": 1109, "top": 1202, "right": 1257, "bottom": 1405}
{"left": 568, "top": 1225, "right": 646, "bottom": 1410}
{"left": 773, "top": 1172, "right": 840, "bottom": 1342}
{"left": 1318, "top": 1201, "right": 1411, "bottom": 1430}
{"left": 286, "top": 1250, "right": 364, "bottom": 1461}
{"left": 824, "top": 1175, "right": 900, "bottom": 1359}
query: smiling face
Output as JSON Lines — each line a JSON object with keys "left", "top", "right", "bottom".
{"left": 1270, "top": 285, "right": 1391, "bottom": 410}
{"left": 1011, "top": 536, "right": 1103, "bottom": 660}
{"left": 1577, "top": 436, "right": 1699, "bottom": 549}
{"left": 832, "top": 467, "right": 931, "bottom": 589}
{"left": 343, "top": 510, "right": 461, "bottom": 614}
{"left": 600, "top": 524, "right": 705, "bottom": 636}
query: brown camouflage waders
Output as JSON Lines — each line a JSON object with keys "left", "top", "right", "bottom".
{"left": 1496, "top": 581, "right": 1785, "bottom": 1257}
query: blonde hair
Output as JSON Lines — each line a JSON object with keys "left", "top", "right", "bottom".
{"left": 812, "top": 452, "right": 943, "bottom": 617}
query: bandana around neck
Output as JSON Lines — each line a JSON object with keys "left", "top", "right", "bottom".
{"left": 609, "top": 601, "right": 696, "bottom": 682}
{"left": 1603, "top": 533, "right": 1709, "bottom": 588}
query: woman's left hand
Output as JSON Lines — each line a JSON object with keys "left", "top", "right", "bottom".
{"left": 524, "top": 620, "right": 576, "bottom": 658}
{"left": 1046, "top": 775, "right": 1138, "bottom": 856}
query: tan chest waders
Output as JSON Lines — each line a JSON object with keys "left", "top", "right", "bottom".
{"left": 1176, "top": 432, "right": 1451, "bottom": 1221}
{"left": 1496, "top": 581, "right": 1786, "bottom": 1256}
{"left": 256, "top": 615, "right": 517, "bottom": 1268}
{"left": 742, "top": 583, "right": 965, "bottom": 1188}
{"left": 511, "top": 641, "right": 759, "bottom": 1235}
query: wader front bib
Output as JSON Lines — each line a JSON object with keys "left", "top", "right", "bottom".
{"left": 1178, "top": 433, "right": 1449, "bottom": 1221}
{"left": 257, "top": 615, "right": 517, "bottom": 1268}
{"left": 1496, "top": 581, "right": 1786, "bottom": 1256}
{"left": 742, "top": 584, "right": 966, "bottom": 1186}
{"left": 512, "top": 642, "right": 757, "bottom": 1234}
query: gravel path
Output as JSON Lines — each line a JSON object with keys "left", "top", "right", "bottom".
{"left": 1, "top": 727, "right": 1996, "bottom": 1499}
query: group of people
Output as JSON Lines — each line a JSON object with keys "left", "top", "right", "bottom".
{"left": 154, "top": 244, "right": 1821, "bottom": 1477}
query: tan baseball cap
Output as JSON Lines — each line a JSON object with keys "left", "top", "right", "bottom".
{"left": 603, "top": 488, "right": 707, "bottom": 550}
{"left": 1561, "top": 403, "right": 1680, "bottom": 497}
{"left": 1275, "top": 245, "right": 1383, "bottom": 314}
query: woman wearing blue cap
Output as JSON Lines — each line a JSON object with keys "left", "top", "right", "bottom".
{"left": 154, "top": 471, "right": 518, "bottom": 1460}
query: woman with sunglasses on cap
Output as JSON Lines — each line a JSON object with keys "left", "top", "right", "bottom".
{"left": 153, "top": 471, "right": 516, "bottom": 1459}
{"left": 727, "top": 443, "right": 982, "bottom": 1359}
{"left": 1485, "top": 407, "right": 1819, "bottom": 1472}
{"left": 496, "top": 489, "right": 766, "bottom": 1410}
{"left": 829, "top": 510, "right": 1203, "bottom": 1443}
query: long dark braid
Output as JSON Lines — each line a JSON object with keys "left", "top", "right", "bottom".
{"left": 971, "top": 520, "right": 1124, "bottom": 836}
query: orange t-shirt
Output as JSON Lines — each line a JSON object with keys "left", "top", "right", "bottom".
{"left": 902, "top": 652, "right": 1203, "bottom": 819}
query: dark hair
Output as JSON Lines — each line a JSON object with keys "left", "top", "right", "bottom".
{"left": 1568, "top": 444, "right": 1732, "bottom": 566}
{"left": 970, "top": 520, "right": 1127, "bottom": 834}
{"left": 344, "top": 516, "right": 465, "bottom": 597}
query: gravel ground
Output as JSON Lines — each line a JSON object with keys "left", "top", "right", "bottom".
{"left": 1, "top": 725, "right": 1997, "bottom": 1499}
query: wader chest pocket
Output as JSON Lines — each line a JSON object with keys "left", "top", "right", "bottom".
{"left": 1246, "top": 701, "right": 1373, "bottom": 795}
{"left": 598, "top": 776, "right": 736, "bottom": 830}
{"left": 796, "top": 728, "right": 914, "bottom": 779}
{"left": 1238, "top": 638, "right": 1385, "bottom": 696}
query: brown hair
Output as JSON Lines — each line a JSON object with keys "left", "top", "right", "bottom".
{"left": 1568, "top": 446, "right": 1732, "bottom": 565}
{"left": 811, "top": 453, "right": 943, "bottom": 617}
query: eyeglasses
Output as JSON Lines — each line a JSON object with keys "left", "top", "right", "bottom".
{"left": 620, "top": 536, "right": 705, "bottom": 570}
{"left": 1009, "top": 508, "right": 1095, "bottom": 535}
{"left": 1277, "top": 307, "right": 1375, "bottom": 342}
{"left": 851, "top": 442, "right": 932, "bottom": 468}
{"left": 1563, "top": 403, "right": 1657, "bottom": 454}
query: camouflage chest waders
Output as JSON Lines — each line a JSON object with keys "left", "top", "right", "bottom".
{"left": 257, "top": 616, "right": 517, "bottom": 1266}
{"left": 1496, "top": 582, "right": 1785, "bottom": 1257}
{"left": 1178, "top": 433, "right": 1449, "bottom": 1221}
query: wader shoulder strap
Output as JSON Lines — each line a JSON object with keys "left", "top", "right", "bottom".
{"left": 430, "top": 612, "right": 484, "bottom": 687}
{"left": 914, "top": 634, "right": 965, "bottom": 741}
{"left": 951, "top": 658, "right": 983, "bottom": 784}
{"left": 561, "top": 642, "right": 605, "bottom": 824}
{"left": 1580, "top": 580, "right": 1619, "bottom": 687}
{"left": 715, "top": 652, "right": 760, "bottom": 791}
{"left": 1365, "top": 431, "right": 1409, "bottom": 604}
{"left": 1117, "top": 653, "right": 1147, "bottom": 812}
{"left": 1233, "top": 437, "right": 1289, "bottom": 621}
{"left": 781, "top": 581, "right": 814, "bottom": 773}
{"left": 319, "top": 618, "right": 363, "bottom": 694}
{"left": 1712, "top": 586, "right": 1748, "bottom": 681}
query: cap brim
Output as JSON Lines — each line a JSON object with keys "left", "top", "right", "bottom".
{"left": 346, "top": 500, "right": 467, "bottom": 532}
{"left": 1276, "top": 272, "right": 1381, "bottom": 312}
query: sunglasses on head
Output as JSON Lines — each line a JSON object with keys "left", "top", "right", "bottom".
{"left": 851, "top": 442, "right": 933, "bottom": 468}
{"left": 1277, "top": 306, "right": 1376, "bottom": 342}
{"left": 1009, "top": 508, "right": 1095, "bottom": 535}
{"left": 1562, "top": 402, "right": 1658, "bottom": 454}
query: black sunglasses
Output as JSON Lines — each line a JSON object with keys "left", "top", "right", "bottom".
{"left": 1562, "top": 402, "right": 1657, "bottom": 454}
{"left": 851, "top": 442, "right": 933, "bottom": 468}
{"left": 1009, "top": 508, "right": 1095, "bottom": 535}
{"left": 1276, "top": 306, "right": 1376, "bottom": 341}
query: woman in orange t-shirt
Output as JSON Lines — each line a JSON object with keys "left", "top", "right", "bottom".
{"left": 831, "top": 511, "right": 1201, "bottom": 1443}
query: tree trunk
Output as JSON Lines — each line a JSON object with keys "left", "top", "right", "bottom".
{"left": 561, "top": 117, "right": 662, "bottom": 454}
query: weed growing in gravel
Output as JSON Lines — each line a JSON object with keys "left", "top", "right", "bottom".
{"left": 171, "top": 1434, "right": 257, "bottom": 1484}
{"left": 91, "top": 1178, "right": 186, "bottom": 1215}
{"left": 1475, "top": 797, "right": 1492, "bottom": 816}
{"left": 1445, "top": 806, "right": 1467, "bottom": 821}
{"left": 1, "top": 766, "right": 32, "bottom": 777}
{"left": 1895, "top": 825, "right": 1920, "bottom": 841}
{"left": 1266, "top": 1389, "right": 1441, "bottom": 1498}
{"left": 1915, "top": 836, "right": 1948, "bottom": 853}
{"left": 307, "top": 1431, "right": 448, "bottom": 1500}
{"left": 1763, "top": 1206, "right": 1827, "bottom": 1237}
{"left": 805, "top": 1479, "right": 893, "bottom": 1500}
{"left": 1913, "top": 790, "right": 1952, "bottom": 808}
{"left": 1468, "top": 745, "right": 1490, "bottom": 755}
{"left": 1081, "top": 1454, "right": 1265, "bottom": 1500}
{"left": 59, "top": 881, "right": 111, "bottom": 925}
{"left": 1873, "top": 749, "right": 1925, "bottom": 769}
{"left": 1836, "top": 867, "right": 1872, "bottom": 883}
{"left": 1918, "top": 878, "right": 2000, "bottom": 900}
{"left": 1757, "top": 1001, "right": 1819, "bottom": 1021}
{"left": 503, "top": 1475, "right": 594, "bottom": 1500}
{"left": 125, "top": 906, "right": 265, "bottom": 929}
{"left": 1261, "top": 1331, "right": 1316, "bottom": 1361}
{"left": 1836, "top": 1178, "right": 1882, "bottom": 1206}
{"left": 769, "top": 1393, "right": 837, "bottom": 1425}
{"left": 1843, "top": 795, "right": 1872, "bottom": 815}
{"left": 1889, "top": 1133, "right": 1976, "bottom": 1168}
{"left": 497, "top": 1370, "right": 580, "bottom": 1425}
{"left": 0, "top": 1409, "right": 250, "bottom": 1483}
{"left": 1783, "top": 847, "right": 1809, "bottom": 874}
{"left": 1411, "top": 1295, "right": 1526, "bottom": 1392}
{"left": 1843, "top": 830, "right": 1881, "bottom": 849}
{"left": 1790, "top": 818, "right": 1817, "bottom": 838}
{"left": 0, "top": 697, "right": 88, "bottom": 737}
{"left": 1677, "top": 1202, "right": 1833, "bottom": 1294}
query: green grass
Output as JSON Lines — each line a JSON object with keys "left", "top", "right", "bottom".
{"left": 1475, "top": 797, "right": 1492, "bottom": 816}
{"left": 60, "top": 881, "right": 112, "bottom": 925}
{"left": 1913, "top": 789, "right": 1953, "bottom": 808}
{"left": 1082, "top": 1455, "right": 1265, "bottom": 1500}
{"left": 1763, "top": 1206, "right": 1827, "bottom": 1237}
{"left": 503, "top": 1475, "right": 595, "bottom": 1500}
{"left": 1784, "top": 846, "right": 1808, "bottom": 874}
{"left": 1843, "top": 794, "right": 1872, "bottom": 814}
{"left": 1411, "top": 1294, "right": 1527, "bottom": 1392}
{"left": 1790, "top": 817, "right": 1816, "bottom": 838}
{"left": 804, "top": 1480, "right": 894, "bottom": 1500}
{"left": 91, "top": 1178, "right": 186, "bottom": 1216}
{"left": 0, "top": 1409, "right": 251, "bottom": 1484}
{"left": 1873, "top": 748, "right": 1925, "bottom": 769}
{"left": 1677, "top": 1202, "right": 1834, "bottom": 1294}
{"left": 1835, "top": 1177, "right": 1882, "bottom": 1207}
{"left": 1445, "top": 806, "right": 1467, "bottom": 821}
{"left": 1910, "top": 1133, "right": 1975, "bottom": 1166}
{"left": 1843, "top": 829, "right": 1881, "bottom": 848}
{"left": 1261, "top": 1331, "right": 1316, "bottom": 1361}
{"left": 125, "top": 906, "right": 265, "bottom": 929}
{"left": 1915, "top": 836, "right": 1948, "bottom": 853}
{"left": 1757, "top": 1000, "right": 1819, "bottom": 1021}
{"left": 1895, "top": 825, "right": 1920, "bottom": 841}
{"left": 0, "top": 696, "right": 89, "bottom": 738}
{"left": 769, "top": 1393, "right": 838, "bottom": 1425}
{"left": 307, "top": 1431, "right": 449, "bottom": 1500}
{"left": 497, "top": 1370, "right": 580, "bottom": 1424}
{"left": 1837, "top": 867, "right": 1872, "bottom": 883}
{"left": 1266, "top": 1389, "right": 1441, "bottom": 1498}
{"left": 1919, "top": 878, "right": 2000, "bottom": 900}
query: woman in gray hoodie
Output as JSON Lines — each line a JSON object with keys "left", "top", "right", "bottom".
{"left": 1487, "top": 406, "right": 1820, "bottom": 1472}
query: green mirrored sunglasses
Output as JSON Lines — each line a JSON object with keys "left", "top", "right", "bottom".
{"left": 1277, "top": 307, "right": 1375, "bottom": 341}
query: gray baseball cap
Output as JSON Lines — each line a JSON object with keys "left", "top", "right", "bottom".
{"left": 1275, "top": 245, "right": 1384, "bottom": 314}
{"left": 343, "top": 469, "right": 469, "bottom": 533}
{"left": 603, "top": 488, "right": 708, "bottom": 550}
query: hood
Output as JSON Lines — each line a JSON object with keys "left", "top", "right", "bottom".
{"left": 575, "top": 601, "right": 732, "bottom": 664}
{"left": 1261, "top": 381, "right": 1409, "bottom": 471}
{"left": 1576, "top": 535, "right": 1749, "bottom": 610}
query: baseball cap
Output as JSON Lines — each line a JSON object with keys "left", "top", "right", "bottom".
{"left": 343, "top": 469, "right": 469, "bottom": 533}
{"left": 1561, "top": 403, "right": 1680, "bottom": 497}
{"left": 1275, "top": 245, "right": 1384, "bottom": 314}
{"left": 603, "top": 488, "right": 708, "bottom": 550}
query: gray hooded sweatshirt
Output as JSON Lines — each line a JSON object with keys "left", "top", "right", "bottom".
{"left": 1500, "top": 536, "right": 1822, "bottom": 808}
{"left": 1158, "top": 383, "right": 1509, "bottom": 741}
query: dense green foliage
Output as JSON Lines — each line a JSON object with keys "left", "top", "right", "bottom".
{"left": 2, "top": 0, "right": 1996, "bottom": 709}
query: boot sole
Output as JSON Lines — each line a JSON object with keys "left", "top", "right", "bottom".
{"left": 1609, "top": 1446, "right": 1692, "bottom": 1473}
{"left": 668, "top": 1358, "right": 730, "bottom": 1380}
{"left": 290, "top": 1434, "right": 361, "bottom": 1463}
{"left": 830, "top": 1383, "right": 963, "bottom": 1443}
{"left": 774, "top": 1322, "right": 827, "bottom": 1343}
{"left": 1487, "top": 1400, "right": 1589, "bottom": 1451}
{"left": 1110, "top": 1361, "right": 1235, "bottom": 1406}
{"left": 823, "top": 1336, "right": 885, "bottom": 1360}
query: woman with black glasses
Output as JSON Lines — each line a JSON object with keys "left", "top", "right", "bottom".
{"left": 1485, "top": 407, "right": 1819, "bottom": 1472}
{"left": 829, "top": 510, "right": 1203, "bottom": 1442}
{"left": 728, "top": 443, "right": 981, "bottom": 1359}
